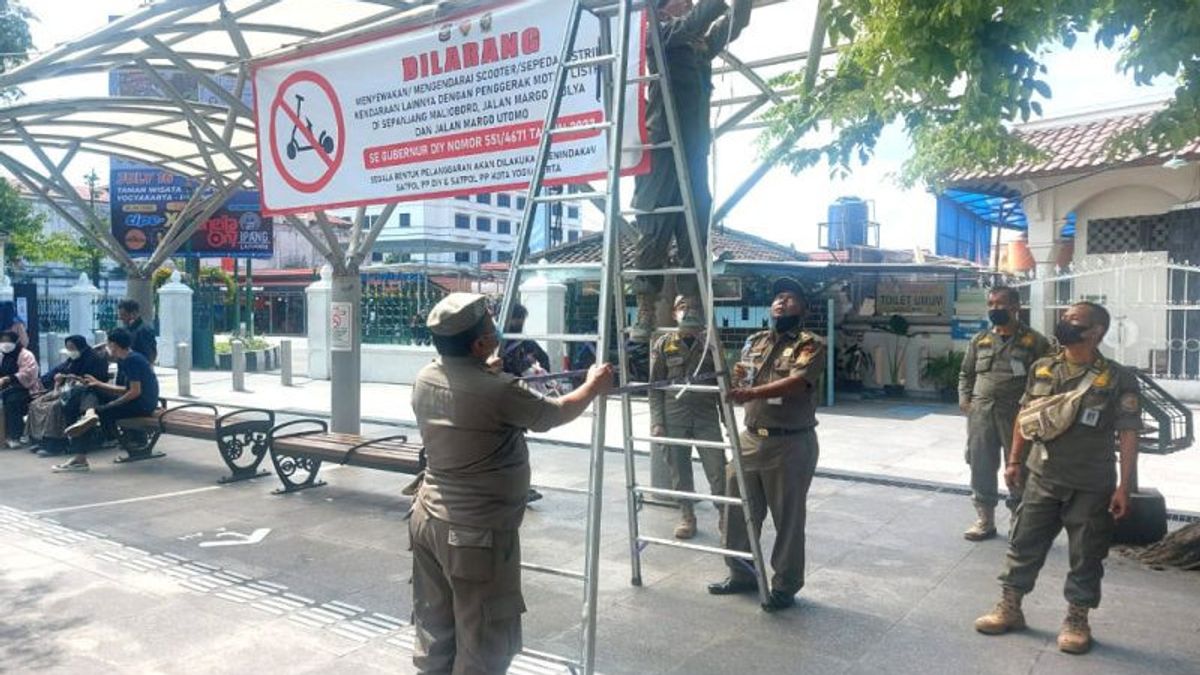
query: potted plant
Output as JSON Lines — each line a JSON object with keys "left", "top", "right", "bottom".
{"left": 922, "top": 350, "right": 965, "bottom": 403}
{"left": 837, "top": 338, "right": 873, "bottom": 392}
{"left": 880, "top": 314, "right": 911, "bottom": 397}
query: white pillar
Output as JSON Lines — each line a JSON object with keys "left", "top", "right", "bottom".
{"left": 306, "top": 264, "right": 333, "bottom": 380}
{"left": 68, "top": 272, "right": 101, "bottom": 337}
{"left": 519, "top": 272, "right": 567, "bottom": 368}
{"left": 156, "top": 270, "right": 193, "bottom": 368}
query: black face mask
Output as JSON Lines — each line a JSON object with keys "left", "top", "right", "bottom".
{"left": 1054, "top": 321, "right": 1090, "bottom": 346}
{"left": 988, "top": 308, "right": 1011, "bottom": 326}
{"left": 771, "top": 314, "right": 801, "bottom": 333}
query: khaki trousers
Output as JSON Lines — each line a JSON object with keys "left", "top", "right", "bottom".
{"left": 998, "top": 471, "right": 1115, "bottom": 608}
{"left": 722, "top": 429, "right": 819, "bottom": 594}
{"left": 410, "top": 502, "right": 526, "bottom": 674}
{"left": 966, "top": 401, "right": 1022, "bottom": 509}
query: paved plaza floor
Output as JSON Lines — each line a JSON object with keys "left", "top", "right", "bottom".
{"left": 1, "top": 410, "right": 1198, "bottom": 674}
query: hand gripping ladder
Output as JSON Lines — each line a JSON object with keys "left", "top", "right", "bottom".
{"left": 495, "top": 1, "right": 770, "bottom": 673}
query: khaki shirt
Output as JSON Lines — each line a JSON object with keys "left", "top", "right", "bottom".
{"left": 741, "top": 328, "right": 826, "bottom": 430}
{"left": 412, "top": 356, "right": 568, "bottom": 531}
{"left": 1020, "top": 354, "right": 1142, "bottom": 491}
{"left": 959, "top": 324, "right": 1053, "bottom": 409}
{"left": 649, "top": 332, "right": 718, "bottom": 429}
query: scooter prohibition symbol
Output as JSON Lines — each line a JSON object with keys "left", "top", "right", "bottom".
{"left": 285, "top": 94, "right": 336, "bottom": 161}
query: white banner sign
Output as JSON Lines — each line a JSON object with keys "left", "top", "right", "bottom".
{"left": 252, "top": 0, "right": 649, "bottom": 215}
{"left": 330, "top": 301, "right": 353, "bottom": 351}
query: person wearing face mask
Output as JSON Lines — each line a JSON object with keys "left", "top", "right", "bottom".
{"left": 409, "top": 293, "right": 613, "bottom": 674}
{"left": 0, "top": 330, "right": 43, "bottom": 448}
{"left": 708, "top": 277, "right": 824, "bottom": 613}
{"left": 958, "top": 287, "right": 1054, "bottom": 540}
{"left": 53, "top": 328, "right": 160, "bottom": 473}
{"left": 649, "top": 295, "right": 726, "bottom": 539}
{"left": 118, "top": 299, "right": 158, "bottom": 363}
{"left": 975, "top": 302, "right": 1141, "bottom": 655}
{"left": 26, "top": 335, "right": 111, "bottom": 456}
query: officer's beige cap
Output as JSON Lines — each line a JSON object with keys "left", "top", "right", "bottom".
{"left": 426, "top": 293, "right": 489, "bottom": 336}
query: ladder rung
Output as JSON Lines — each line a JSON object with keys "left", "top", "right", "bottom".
{"left": 633, "top": 486, "right": 743, "bottom": 506}
{"left": 624, "top": 141, "right": 674, "bottom": 151}
{"left": 586, "top": 0, "right": 649, "bottom": 17}
{"left": 519, "top": 648, "right": 583, "bottom": 670}
{"left": 550, "top": 120, "right": 613, "bottom": 135}
{"left": 631, "top": 435, "right": 730, "bottom": 450}
{"left": 623, "top": 380, "right": 720, "bottom": 393}
{"left": 533, "top": 192, "right": 596, "bottom": 204}
{"left": 505, "top": 333, "right": 599, "bottom": 342}
{"left": 627, "top": 74, "right": 661, "bottom": 84}
{"left": 621, "top": 266, "right": 698, "bottom": 277}
{"left": 638, "top": 535, "right": 754, "bottom": 560}
{"left": 620, "top": 206, "right": 686, "bottom": 217}
{"left": 564, "top": 53, "right": 617, "bottom": 69}
{"left": 517, "top": 262, "right": 603, "bottom": 272}
{"left": 520, "top": 562, "right": 585, "bottom": 581}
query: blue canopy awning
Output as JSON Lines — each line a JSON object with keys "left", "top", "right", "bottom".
{"left": 941, "top": 185, "right": 1028, "bottom": 230}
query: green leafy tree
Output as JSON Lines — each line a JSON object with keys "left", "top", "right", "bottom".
{"left": 0, "top": 0, "right": 35, "bottom": 100}
{"left": 0, "top": 178, "right": 46, "bottom": 265}
{"left": 763, "top": 0, "right": 1200, "bottom": 187}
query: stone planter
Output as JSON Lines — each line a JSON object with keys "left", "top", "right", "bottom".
{"left": 216, "top": 346, "right": 280, "bottom": 372}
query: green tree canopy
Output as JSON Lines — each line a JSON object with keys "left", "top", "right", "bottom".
{"left": 763, "top": 0, "right": 1200, "bottom": 188}
{"left": 0, "top": 0, "right": 34, "bottom": 99}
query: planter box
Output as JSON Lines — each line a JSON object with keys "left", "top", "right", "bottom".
{"left": 216, "top": 346, "right": 280, "bottom": 372}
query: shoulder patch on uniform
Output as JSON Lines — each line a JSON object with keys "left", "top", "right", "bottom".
{"left": 1093, "top": 369, "right": 1112, "bottom": 389}
{"left": 978, "top": 336, "right": 993, "bottom": 348}
{"left": 1034, "top": 364, "right": 1054, "bottom": 379}
{"left": 1120, "top": 392, "right": 1140, "bottom": 413}
{"left": 1020, "top": 334, "right": 1035, "bottom": 348}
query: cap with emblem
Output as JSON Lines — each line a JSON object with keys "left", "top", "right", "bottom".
{"left": 771, "top": 277, "right": 806, "bottom": 302}
{"left": 426, "top": 292, "right": 489, "bottom": 336}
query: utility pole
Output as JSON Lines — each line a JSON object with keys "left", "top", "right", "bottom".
{"left": 83, "top": 168, "right": 102, "bottom": 284}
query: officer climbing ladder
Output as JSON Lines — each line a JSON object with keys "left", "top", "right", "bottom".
{"left": 496, "top": 1, "right": 769, "bottom": 672}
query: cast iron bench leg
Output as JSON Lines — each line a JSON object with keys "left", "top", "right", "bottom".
{"left": 216, "top": 420, "right": 274, "bottom": 484}
{"left": 269, "top": 450, "right": 325, "bottom": 494}
{"left": 114, "top": 428, "right": 165, "bottom": 463}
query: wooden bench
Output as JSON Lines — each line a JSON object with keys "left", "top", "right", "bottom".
{"left": 266, "top": 419, "right": 424, "bottom": 494}
{"left": 115, "top": 402, "right": 276, "bottom": 483}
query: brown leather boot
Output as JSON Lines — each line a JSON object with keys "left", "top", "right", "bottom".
{"left": 629, "top": 293, "right": 657, "bottom": 343}
{"left": 1057, "top": 604, "right": 1092, "bottom": 654}
{"left": 974, "top": 587, "right": 1026, "bottom": 634}
{"left": 673, "top": 503, "right": 697, "bottom": 540}
{"left": 963, "top": 503, "right": 998, "bottom": 541}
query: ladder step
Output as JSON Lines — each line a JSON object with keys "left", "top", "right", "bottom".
{"left": 550, "top": 120, "right": 613, "bottom": 135}
{"left": 505, "top": 333, "right": 599, "bottom": 342}
{"left": 620, "top": 206, "right": 686, "bottom": 217}
{"left": 519, "top": 648, "right": 583, "bottom": 670}
{"left": 627, "top": 74, "right": 661, "bottom": 84}
{"left": 520, "top": 562, "right": 586, "bottom": 581}
{"left": 586, "top": 0, "right": 650, "bottom": 17}
{"left": 624, "top": 140, "right": 674, "bottom": 151}
{"left": 533, "top": 192, "right": 596, "bottom": 204}
{"left": 517, "top": 262, "right": 603, "bottom": 272}
{"left": 633, "top": 486, "right": 744, "bottom": 506}
{"left": 621, "top": 266, "right": 698, "bottom": 277}
{"left": 631, "top": 435, "right": 731, "bottom": 450}
{"left": 638, "top": 535, "right": 755, "bottom": 560}
{"left": 623, "top": 380, "right": 721, "bottom": 393}
{"left": 564, "top": 53, "right": 618, "bottom": 69}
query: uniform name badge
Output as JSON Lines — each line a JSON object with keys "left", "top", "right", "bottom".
{"left": 768, "top": 397, "right": 783, "bottom": 405}
{"left": 1081, "top": 407, "right": 1101, "bottom": 427}
{"left": 667, "top": 355, "right": 685, "bottom": 367}
{"left": 1010, "top": 359, "right": 1026, "bottom": 377}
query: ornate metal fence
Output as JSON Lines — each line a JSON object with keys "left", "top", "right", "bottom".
{"left": 37, "top": 297, "right": 70, "bottom": 334}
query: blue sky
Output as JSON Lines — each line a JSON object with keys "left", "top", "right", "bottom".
{"left": 13, "top": 0, "right": 1179, "bottom": 255}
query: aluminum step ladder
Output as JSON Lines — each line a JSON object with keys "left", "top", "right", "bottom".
{"left": 495, "top": 1, "right": 770, "bottom": 673}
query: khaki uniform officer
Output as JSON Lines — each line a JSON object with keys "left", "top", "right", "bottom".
{"left": 410, "top": 293, "right": 612, "bottom": 674}
{"left": 959, "top": 286, "right": 1053, "bottom": 540}
{"left": 975, "top": 301, "right": 1140, "bottom": 655}
{"left": 650, "top": 296, "right": 727, "bottom": 540}
{"left": 708, "top": 277, "right": 825, "bottom": 613}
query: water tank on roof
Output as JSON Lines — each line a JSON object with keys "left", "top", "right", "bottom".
{"left": 827, "top": 196, "right": 870, "bottom": 249}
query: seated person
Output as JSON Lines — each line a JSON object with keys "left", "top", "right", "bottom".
{"left": 0, "top": 329, "right": 43, "bottom": 448}
{"left": 27, "top": 335, "right": 110, "bottom": 457}
{"left": 53, "top": 328, "right": 160, "bottom": 473}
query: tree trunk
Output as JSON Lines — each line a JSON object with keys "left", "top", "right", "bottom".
{"left": 1124, "top": 521, "right": 1200, "bottom": 571}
